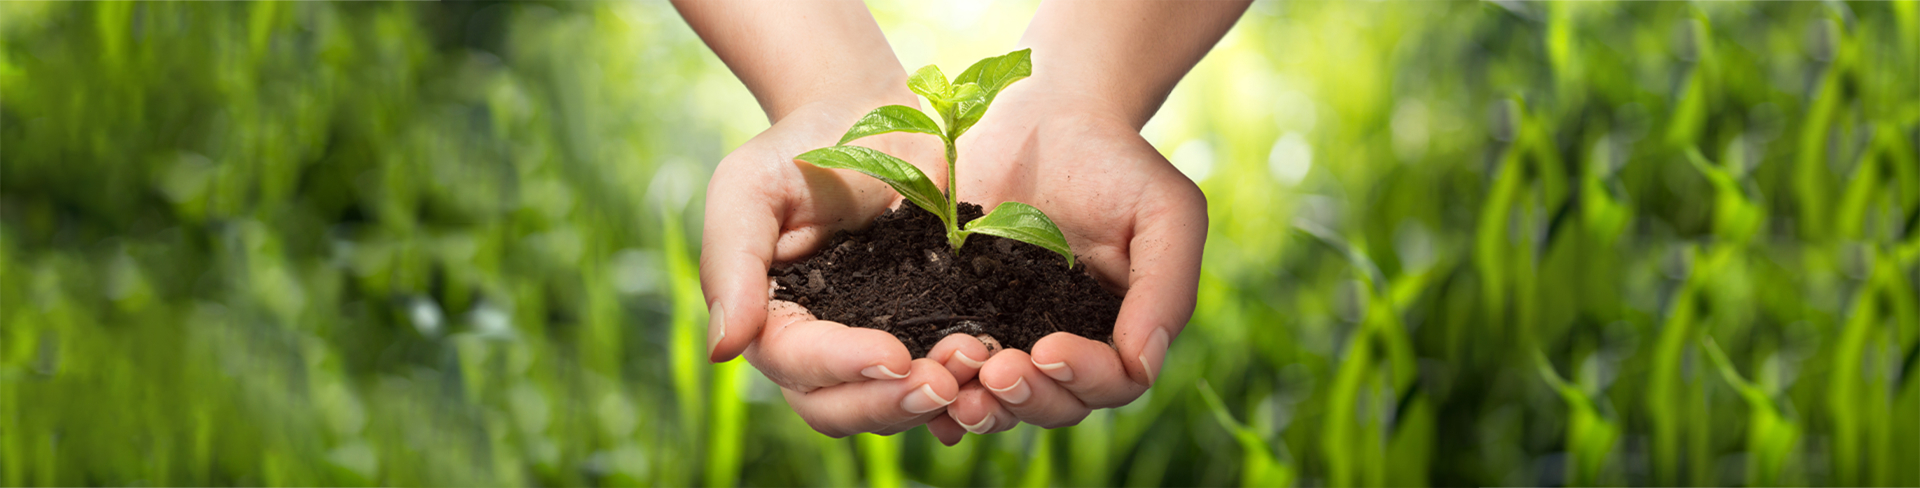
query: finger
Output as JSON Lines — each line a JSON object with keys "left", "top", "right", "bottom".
{"left": 701, "top": 132, "right": 901, "bottom": 364}
{"left": 700, "top": 160, "right": 787, "bottom": 363}
{"left": 947, "top": 381, "right": 1019, "bottom": 435}
{"left": 874, "top": 419, "right": 926, "bottom": 436}
{"left": 977, "top": 349, "right": 1090, "bottom": 429}
{"left": 1114, "top": 180, "right": 1208, "bottom": 387}
{"left": 927, "top": 333, "right": 993, "bottom": 385}
{"left": 1029, "top": 332, "right": 1147, "bottom": 409}
{"left": 746, "top": 312, "right": 913, "bottom": 392}
{"left": 783, "top": 358, "right": 959, "bottom": 438}
{"left": 926, "top": 413, "right": 966, "bottom": 446}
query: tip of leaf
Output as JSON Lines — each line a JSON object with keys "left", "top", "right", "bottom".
{"left": 792, "top": 147, "right": 828, "bottom": 163}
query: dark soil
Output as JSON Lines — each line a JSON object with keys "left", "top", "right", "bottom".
{"left": 770, "top": 202, "right": 1123, "bottom": 358}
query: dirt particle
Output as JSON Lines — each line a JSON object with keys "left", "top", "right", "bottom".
{"left": 805, "top": 269, "right": 826, "bottom": 293}
{"left": 977, "top": 334, "right": 1003, "bottom": 354}
{"left": 925, "top": 249, "right": 949, "bottom": 274}
{"left": 971, "top": 256, "right": 1002, "bottom": 276}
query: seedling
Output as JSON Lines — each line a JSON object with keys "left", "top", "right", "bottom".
{"left": 794, "top": 49, "right": 1076, "bottom": 267}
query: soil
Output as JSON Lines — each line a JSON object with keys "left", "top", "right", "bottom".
{"left": 770, "top": 202, "right": 1123, "bottom": 358}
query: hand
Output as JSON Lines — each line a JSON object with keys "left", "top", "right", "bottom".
{"left": 701, "top": 96, "right": 970, "bottom": 437}
{"left": 679, "top": 0, "right": 1234, "bottom": 442}
{"left": 926, "top": 76, "right": 1208, "bottom": 444}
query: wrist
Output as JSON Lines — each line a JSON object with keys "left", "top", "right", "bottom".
{"left": 772, "top": 62, "right": 919, "bottom": 125}
{"left": 992, "top": 70, "right": 1139, "bottom": 131}
{"left": 1016, "top": 44, "right": 1153, "bottom": 131}
{"left": 1014, "top": 0, "right": 1249, "bottom": 131}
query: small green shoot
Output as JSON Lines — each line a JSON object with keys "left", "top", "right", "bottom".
{"left": 794, "top": 49, "right": 1076, "bottom": 267}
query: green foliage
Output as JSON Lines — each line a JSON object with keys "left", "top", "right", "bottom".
{"left": 794, "top": 145, "right": 949, "bottom": 221}
{"left": 838, "top": 105, "right": 946, "bottom": 145}
{"left": 964, "top": 202, "right": 1075, "bottom": 267}
{"left": 908, "top": 65, "right": 984, "bottom": 133}
{"left": 1536, "top": 351, "right": 1620, "bottom": 486}
{"left": 2, "top": 1, "right": 1917, "bottom": 487}
{"left": 1199, "top": 380, "right": 1296, "bottom": 488}
{"left": 948, "top": 49, "right": 1031, "bottom": 138}
{"left": 804, "top": 48, "right": 1073, "bottom": 265}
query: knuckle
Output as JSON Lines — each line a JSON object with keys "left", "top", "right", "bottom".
{"left": 1173, "top": 177, "right": 1208, "bottom": 212}
{"left": 882, "top": 414, "right": 934, "bottom": 434}
{"left": 800, "top": 414, "right": 850, "bottom": 438}
{"left": 862, "top": 408, "right": 903, "bottom": 430}
{"left": 1036, "top": 411, "right": 1089, "bottom": 429}
{"left": 1084, "top": 394, "right": 1135, "bottom": 410}
{"left": 1182, "top": 172, "right": 1207, "bottom": 200}
{"left": 810, "top": 362, "right": 849, "bottom": 386}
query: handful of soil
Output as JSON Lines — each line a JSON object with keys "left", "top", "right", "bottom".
{"left": 771, "top": 202, "right": 1123, "bottom": 358}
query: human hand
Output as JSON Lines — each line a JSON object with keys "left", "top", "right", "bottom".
{"left": 923, "top": 76, "right": 1209, "bottom": 444}
{"left": 700, "top": 95, "right": 975, "bottom": 437}
{"left": 680, "top": 0, "right": 1233, "bottom": 442}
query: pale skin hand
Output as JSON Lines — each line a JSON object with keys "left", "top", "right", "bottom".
{"left": 927, "top": 0, "right": 1248, "bottom": 445}
{"left": 678, "top": 0, "right": 1246, "bottom": 442}
{"left": 677, "top": 0, "right": 978, "bottom": 437}
{"left": 925, "top": 75, "right": 1210, "bottom": 442}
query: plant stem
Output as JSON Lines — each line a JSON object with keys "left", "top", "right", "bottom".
{"left": 944, "top": 137, "right": 964, "bottom": 252}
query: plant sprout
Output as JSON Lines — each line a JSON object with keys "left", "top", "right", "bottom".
{"left": 794, "top": 49, "right": 1076, "bottom": 267}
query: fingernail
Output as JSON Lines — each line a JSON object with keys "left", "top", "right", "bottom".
{"left": 707, "top": 302, "right": 727, "bottom": 359}
{"left": 1139, "top": 327, "right": 1169, "bottom": 387}
{"left": 901, "top": 384, "right": 955, "bottom": 414}
{"left": 1034, "top": 359, "right": 1074, "bottom": 383}
{"left": 986, "top": 376, "right": 1031, "bottom": 405}
{"left": 960, "top": 413, "right": 995, "bottom": 434}
{"left": 862, "top": 364, "right": 909, "bottom": 380}
{"left": 951, "top": 350, "right": 985, "bottom": 369}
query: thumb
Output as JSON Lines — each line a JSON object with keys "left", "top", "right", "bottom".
{"left": 699, "top": 167, "right": 781, "bottom": 363}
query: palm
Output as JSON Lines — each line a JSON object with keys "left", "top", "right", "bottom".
{"left": 923, "top": 81, "right": 1208, "bottom": 442}
{"left": 955, "top": 87, "right": 1201, "bottom": 297}
{"left": 702, "top": 100, "right": 972, "bottom": 437}
{"left": 723, "top": 112, "right": 949, "bottom": 268}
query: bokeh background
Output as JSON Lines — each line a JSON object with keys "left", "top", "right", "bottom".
{"left": 3, "top": 1, "right": 1916, "bottom": 486}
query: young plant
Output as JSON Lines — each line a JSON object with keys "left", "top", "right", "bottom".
{"left": 793, "top": 49, "right": 1076, "bottom": 267}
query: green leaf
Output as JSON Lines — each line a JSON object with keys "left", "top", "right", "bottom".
{"left": 949, "top": 48, "right": 1032, "bottom": 136}
{"left": 795, "top": 146, "right": 950, "bottom": 224}
{"left": 937, "top": 84, "right": 984, "bottom": 131}
{"left": 909, "top": 63, "right": 994, "bottom": 133}
{"left": 1197, "top": 380, "right": 1296, "bottom": 488}
{"left": 838, "top": 105, "right": 945, "bottom": 145}
{"left": 907, "top": 64, "right": 950, "bottom": 101}
{"left": 941, "top": 83, "right": 982, "bottom": 105}
{"left": 954, "top": 48, "right": 1032, "bottom": 102}
{"left": 964, "top": 201, "right": 1074, "bottom": 267}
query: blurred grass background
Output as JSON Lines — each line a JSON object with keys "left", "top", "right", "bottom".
{"left": 1, "top": 1, "right": 1916, "bottom": 486}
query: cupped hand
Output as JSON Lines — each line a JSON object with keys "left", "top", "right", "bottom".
{"left": 929, "top": 77, "right": 1208, "bottom": 443}
{"left": 700, "top": 96, "right": 974, "bottom": 437}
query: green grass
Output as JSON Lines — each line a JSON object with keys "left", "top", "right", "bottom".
{"left": 2, "top": 1, "right": 1916, "bottom": 486}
